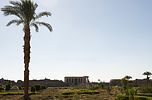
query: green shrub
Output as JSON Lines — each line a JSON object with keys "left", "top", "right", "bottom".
{"left": 5, "top": 83, "right": 11, "bottom": 91}
{"left": 116, "top": 94, "right": 129, "bottom": 100}
{"left": 34, "top": 85, "right": 41, "bottom": 91}
{"left": 18, "top": 86, "right": 22, "bottom": 90}
{"left": 32, "top": 85, "right": 47, "bottom": 92}
{"left": 89, "top": 85, "right": 100, "bottom": 90}
{"left": 31, "top": 86, "right": 36, "bottom": 93}
{"left": 98, "top": 82, "right": 106, "bottom": 89}
{"left": 129, "top": 88, "right": 137, "bottom": 96}
{"left": 0, "top": 86, "right": 4, "bottom": 92}
{"left": 41, "top": 85, "right": 47, "bottom": 90}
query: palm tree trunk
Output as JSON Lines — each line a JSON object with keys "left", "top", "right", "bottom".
{"left": 23, "top": 24, "right": 31, "bottom": 100}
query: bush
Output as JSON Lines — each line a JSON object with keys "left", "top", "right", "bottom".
{"left": 31, "top": 86, "right": 36, "bottom": 93}
{"left": 116, "top": 94, "right": 129, "bottom": 100}
{"left": 34, "top": 85, "right": 41, "bottom": 91}
{"left": 18, "top": 86, "right": 22, "bottom": 90}
{"left": 89, "top": 85, "right": 100, "bottom": 90}
{"left": 41, "top": 85, "right": 47, "bottom": 90}
{"left": 32, "top": 85, "right": 47, "bottom": 92}
{"left": 5, "top": 83, "right": 11, "bottom": 91}
{"left": 128, "top": 88, "right": 137, "bottom": 96}
{"left": 0, "top": 86, "right": 4, "bottom": 92}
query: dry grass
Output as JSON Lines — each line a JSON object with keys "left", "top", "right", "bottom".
{"left": 0, "top": 87, "right": 115, "bottom": 100}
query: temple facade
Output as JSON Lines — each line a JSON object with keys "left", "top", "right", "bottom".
{"left": 64, "top": 76, "right": 89, "bottom": 86}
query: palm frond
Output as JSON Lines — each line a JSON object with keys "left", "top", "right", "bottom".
{"left": 1, "top": 5, "right": 25, "bottom": 22}
{"left": 9, "top": 1, "right": 21, "bottom": 7}
{"left": 2, "top": 0, "right": 52, "bottom": 32}
{"left": 20, "top": 0, "right": 38, "bottom": 23}
{"left": 30, "top": 23, "right": 39, "bottom": 32}
{"left": 35, "top": 12, "right": 51, "bottom": 19}
{"left": 34, "top": 21, "right": 53, "bottom": 32}
{"left": 7, "top": 19, "right": 23, "bottom": 26}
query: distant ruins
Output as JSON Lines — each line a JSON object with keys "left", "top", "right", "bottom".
{"left": 64, "top": 76, "right": 89, "bottom": 86}
{"left": 0, "top": 78, "right": 68, "bottom": 87}
{"left": 0, "top": 77, "right": 151, "bottom": 87}
{"left": 110, "top": 79, "right": 152, "bottom": 87}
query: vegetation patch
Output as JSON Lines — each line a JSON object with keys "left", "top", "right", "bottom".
{"left": 61, "top": 88, "right": 99, "bottom": 96}
{"left": 77, "top": 89, "right": 99, "bottom": 95}
{"left": 0, "top": 92, "right": 35, "bottom": 95}
{"left": 116, "top": 94, "right": 152, "bottom": 100}
{"left": 137, "top": 93, "right": 152, "bottom": 97}
{"left": 62, "top": 91, "right": 75, "bottom": 95}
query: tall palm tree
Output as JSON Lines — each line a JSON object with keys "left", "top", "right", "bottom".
{"left": 1, "top": 0, "right": 52, "bottom": 99}
{"left": 143, "top": 71, "right": 152, "bottom": 80}
{"left": 121, "top": 75, "right": 132, "bottom": 94}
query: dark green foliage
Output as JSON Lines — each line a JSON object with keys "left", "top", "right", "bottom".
{"left": 31, "top": 86, "right": 36, "bottom": 93}
{"left": 5, "top": 83, "right": 11, "bottom": 91}
{"left": 18, "top": 86, "right": 22, "bottom": 90}
{"left": 98, "top": 82, "right": 106, "bottom": 89}
{"left": 32, "top": 85, "right": 47, "bottom": 92}
{"left": 77, "top": 90, "right": 99, "bottom": 95}
{"left": 41, "top": 85, "right": 47, "bottom": 90}
{"left": 0, "top": 85, "right": 4, "bottom": 92}
{"left": 34, "top": 85, "right": 41, "bottom": 91}
{"left": 62, "top": 92, "right": 75, "bottom": 95}
{"left": 1, "top": 0, "right": 53, "bottom": 32}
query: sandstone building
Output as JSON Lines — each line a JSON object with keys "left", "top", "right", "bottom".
{"left": 64, "top": 76, "right": 89, "bottom": 86}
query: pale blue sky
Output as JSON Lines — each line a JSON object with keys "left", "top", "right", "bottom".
{"left": 0, "top": 0, "right": 152, "bottom": 82}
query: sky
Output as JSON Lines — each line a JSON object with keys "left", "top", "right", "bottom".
{"left": 0, "top": 0, "right": 152, "bottom": 82}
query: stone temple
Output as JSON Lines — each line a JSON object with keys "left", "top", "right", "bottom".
{"left": 64, "top": 76, "right": 89, "bottom": 86}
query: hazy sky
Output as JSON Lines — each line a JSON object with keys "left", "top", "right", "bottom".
{"left": 0, "top": 0, "right": 152, "bottom": 82}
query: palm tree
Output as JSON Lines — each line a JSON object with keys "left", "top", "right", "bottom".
{"left": 1, "top": 0, "right": 52, "bottom": 99}
{"left": 143, "top": 71, "right": 152, "bottom": 80}
{"left": 121, "top": 75, "right": 132, "bottom": 95}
